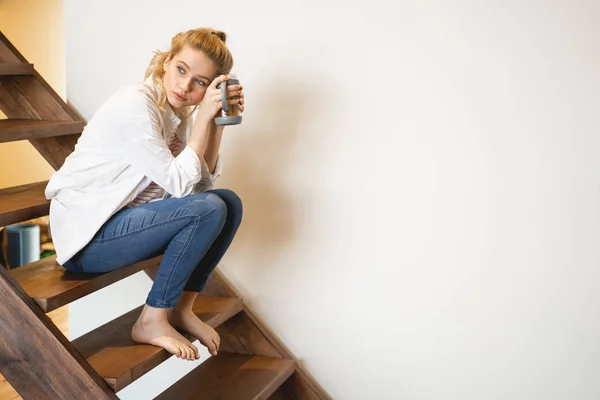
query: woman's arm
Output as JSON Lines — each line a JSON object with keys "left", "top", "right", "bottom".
{"left": 187, "top": 116, "right": 212, "bottom": 163}
{"left": 204, "top": 123, "right": 224, "bottom": 174}
{"left": 187, "top": 75, "right": 231, "bottom": 167}
{"left": 195, "top": 75, "right": 244, "bottom": 174}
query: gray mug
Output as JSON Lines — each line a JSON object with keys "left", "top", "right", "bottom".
{"left": 215, "top": 74, "right": 242, "bottom": 126}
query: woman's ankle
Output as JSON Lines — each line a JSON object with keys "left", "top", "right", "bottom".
{"left": 174, "top": 291, "right": 199, "bottom": 312}
{"left": 138, "top": 304, "right": 170, "bottom": 323}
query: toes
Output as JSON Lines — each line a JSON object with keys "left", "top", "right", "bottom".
{"left": 174, "top": 346, "right": 184, "bottom": 359}
{"left": 208, "top": 342, "right": 217, "bottom": 356}
{"left": 185, "top": 347, "right": 193, "bottom": 360}
{"left": 191, "top": 344, "right": 200, "bottom": 359}
{"left": 178, "top": 345, "right": 187, "bottom": 360}
{"left": 188, "top": 346, "right": 197, "bottom": 361}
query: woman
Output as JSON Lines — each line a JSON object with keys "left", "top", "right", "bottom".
{"left": 45, "top": 28, "right": 245, "bottom": 361}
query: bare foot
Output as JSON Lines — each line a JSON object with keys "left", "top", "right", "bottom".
{"left": 169, "top": 309, "right": 220, "bottom": 356}
{"left": 131, "top": 315, "right": 200, "bottom": 361}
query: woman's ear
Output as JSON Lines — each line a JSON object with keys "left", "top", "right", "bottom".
{"left": 163, "top": 56, "right": 171, "bottom": 72}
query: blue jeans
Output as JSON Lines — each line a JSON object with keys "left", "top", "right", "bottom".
{"left": 62, "top": 189, "right": 242, "bottom": 308}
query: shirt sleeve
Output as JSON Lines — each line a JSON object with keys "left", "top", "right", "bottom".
{"left": 193, "top": 154, "right": 224, "bottom": 193}
{"left": 115, "top": 90, "right": 203, "bottom": 198}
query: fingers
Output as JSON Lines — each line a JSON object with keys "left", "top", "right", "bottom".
{"left": 206, "top": 79, "right": 245, "bottom": 114}
{"left": 225, "top": 85, "right": 244, "bottom": 105}
{"left": 226, "top": 97, "right": 243, "bottom": 106}
{"left": 209, "top": 74, "right": 231, "bottom": 90}
{"left": 225, "top": 84, "right": 243, "bottom": 98}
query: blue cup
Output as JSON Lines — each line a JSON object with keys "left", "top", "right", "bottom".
{"left": 6, "top": 224, "right": 40, "bottom": 269}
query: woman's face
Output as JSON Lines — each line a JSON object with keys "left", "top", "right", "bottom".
{"left": 163, "top": 45, "right": 218, "bottom": 111}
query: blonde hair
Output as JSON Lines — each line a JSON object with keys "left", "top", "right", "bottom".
{"left": 144, "top": 28, "right": 234, "bottom": 111}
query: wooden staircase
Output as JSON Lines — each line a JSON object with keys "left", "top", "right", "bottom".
{"left": 0, "top": 31, "right": 329, "bottom": 399}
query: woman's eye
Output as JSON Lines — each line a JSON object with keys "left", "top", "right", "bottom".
{"left": 177, "top": 66, "right": 185, "bottom": 74}
{"left": 195, "top": 79, "right": 206, "bottom": 86}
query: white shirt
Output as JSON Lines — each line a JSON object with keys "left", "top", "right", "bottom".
{"left": 45, "top": 79, "right": 222, "bottom": 265}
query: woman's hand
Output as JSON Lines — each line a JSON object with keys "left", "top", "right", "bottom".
{"left": 196, "top": 75, "right": 245, "bottom": 124}
{"left": 226, "top": 82, "right": 245, "bottom": 114}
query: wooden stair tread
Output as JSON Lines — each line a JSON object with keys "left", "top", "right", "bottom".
{"left": 72, "top": 296, "right": 243, "bottom": 392}
{"left": 0, "top": 119, "right": 85, "bottom": 143}
{"left": 0, "top": 62, "right": 33, "bottom": 75}
{"left": 9, "top": 255, "right": 164, "bottom": 312}
{"left": 155, "top": 353, "right": 295, "bottom": 400}
{"left": 0, "top": 181, "right": 50, "bottom": 227}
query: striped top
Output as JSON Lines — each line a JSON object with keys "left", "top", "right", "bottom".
{"left": 127, "top": 131, "right": 186, "bottom": 208}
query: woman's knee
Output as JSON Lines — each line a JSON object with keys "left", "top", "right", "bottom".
{"left": 211, "top": 189, "right": 243, "bottom": 223}
{"left": 186, "top": 192, "right": 228, "bottom": 228}
{"left": 204, "top": 192, "right": 228, "bottom": 219}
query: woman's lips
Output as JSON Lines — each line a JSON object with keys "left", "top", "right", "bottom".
{"left": 173, "top": 92, "right": 186, "bottom": 101}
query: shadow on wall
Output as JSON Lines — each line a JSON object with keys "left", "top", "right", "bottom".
{"left": 222, "top": 78, "right": 318, "bottom": 274}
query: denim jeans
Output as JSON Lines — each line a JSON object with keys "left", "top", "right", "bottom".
{"left": 62, "top": 189, "right": 242, "bottom": 308}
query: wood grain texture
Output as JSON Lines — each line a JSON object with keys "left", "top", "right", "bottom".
{"left": 9, "top": 255, "right": 163, "bottom": 312}
{"left": 0, "top": 31, "right": 81, "bottom": 121}
{"left": 0, "top": 32, "right": 25, "bottom": 64}
{"left": 72, "top": 296, "right": 243, "bottom": 392}
{"left": 155, "top": 353, "right": 295, "bottom": 400}
{"left": 0, "top": 181, "right": 49, "bottom": 227}
{"left": 0, "top": 305, "right": 68, "bottom": 400}
{"left": 204, "top": 271, "right": 332, "bottom": 400}
{"left": 0, "top": 119, "right": 85, "bottom": 142}
{"left": 268, "top": 372, "right": 329, "bottom": 400}
{"left": 0, "top": 32, "right": 84, "bottom": 170}
{"left": 0, "top": 264, "right": 117, "bottom": 399}
{"left": 0, "top": 63, "right": 33, "bottom": 76}
{"left": 29, "top": 134, "right": 80, "bottom": 170}
{"left": 0, "top": 74, "right": 82, "bottom": 170}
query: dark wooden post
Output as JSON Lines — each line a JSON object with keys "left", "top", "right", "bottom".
{"left": 0, "top": 263, "right": 117, "bottom": 399}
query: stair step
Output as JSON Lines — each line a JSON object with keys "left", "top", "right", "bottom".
{"left": 155, "top": 353, "right": 295, "bottom": 400}
{"left": 72, "top": 296, "right": 243, "bottom": 392}
{"left": 0, "top": 181, "right": 49, "bottom": 227}
{"left": 0, "top": 62, "right": 34, "bottom": 75}
{"left": 0, "top": 119, "right": 85, "bottom": 143}
{"left": 9, "top": 255, "right": 163, "bottom": 312}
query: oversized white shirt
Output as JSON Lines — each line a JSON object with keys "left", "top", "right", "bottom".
{"left": 45, "top": 79, "right": 222, "bottom": 265}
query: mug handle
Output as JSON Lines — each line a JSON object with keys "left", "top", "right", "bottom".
{"left": 220, "top": 80, "right": 229, "bottom": 114}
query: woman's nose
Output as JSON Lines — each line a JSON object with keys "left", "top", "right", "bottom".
{"left": 181, "top": 78, "right": 192, "bottom": 93}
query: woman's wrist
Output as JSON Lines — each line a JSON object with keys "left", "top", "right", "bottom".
{"left": 194, "top": 112, "right": 215, "bottom": 128}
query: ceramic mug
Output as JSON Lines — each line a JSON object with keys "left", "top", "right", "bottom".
{"left": 215, "top": 74, "right": 242, "bottom": 126}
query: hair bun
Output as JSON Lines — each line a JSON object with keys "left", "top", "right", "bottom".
{"left": 211, "top": 31, "right": 227, "bottom": 42}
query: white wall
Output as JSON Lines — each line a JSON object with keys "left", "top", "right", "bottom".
{"left": 64, "top": 1, "right": 600, "bottom": 399}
